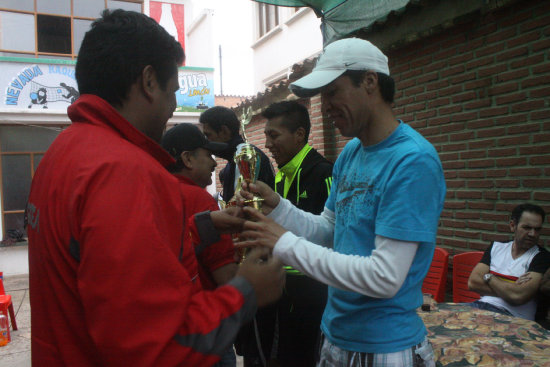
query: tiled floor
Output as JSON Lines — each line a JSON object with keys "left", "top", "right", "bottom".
{"left": 0, "top": 274, "right": 31, "bottom": 367}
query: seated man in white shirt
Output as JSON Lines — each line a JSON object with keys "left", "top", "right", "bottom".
{"left": 535, "top": 268, "right": 550, "bottom": 329}
{"left": 468, "top": 203, "right": 550, "bottom": 320}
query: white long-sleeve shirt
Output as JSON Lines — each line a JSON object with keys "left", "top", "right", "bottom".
{"left": 269, "top": 197, "right": 418, "bottom": 298}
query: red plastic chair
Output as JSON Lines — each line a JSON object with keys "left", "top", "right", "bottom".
{"left": 452, "top": 252, "right": 484, "bottom": 303}
{"left": 422, "top": 247, "right": 449, "bottom": 302}
{"left": 0, "top": 272, "right": 18, "bottom": 342}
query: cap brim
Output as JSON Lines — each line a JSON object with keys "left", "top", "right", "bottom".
{"left": 204, "top": 141, "right": 228, "bottom": 153}
{"left": 289, "top": 69, "right": 346, "bottom": 97}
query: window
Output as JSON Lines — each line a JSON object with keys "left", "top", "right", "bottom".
{"left": 1, "top": 0, "right": 34, "bottom": 12}
{"left": 0, "top": 0, "right": 143, "bottom": 59}
{"left": 74, "top": 0, "right": 105, "bottom": 18}
{"left": 0, "top": 11, "right": 35, "bottom": 53}
{"left": 107, "top": 0, "right": 142, "bottom": 12}
{"left": 37, "top": 0, "right": 71, "bottom": 16}
{"left": 37, "top": 15, "right": 71, "bottom": 54}
{"left": 258, "top": 3, "right": 280, "bottom": 38}
{"left": 0, "top": 126, "right": 61, "bottom": 239}
{"left": 73, "top": 19, "right": 94, "bottom": 54}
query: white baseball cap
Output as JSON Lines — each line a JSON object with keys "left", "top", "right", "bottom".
{"left": 290, "top": 38, "right": 389, "bottom": 97}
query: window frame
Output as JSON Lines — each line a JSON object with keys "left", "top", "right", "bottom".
{"left": 0, "top": 0, "right": 143, "bottom": 59}
{"left": 257, "top": 3, "right": 280, "bottom": 39}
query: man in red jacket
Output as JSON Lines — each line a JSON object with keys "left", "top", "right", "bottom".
{"left": 25, "top": 9, "right": 284, "bottom": 367}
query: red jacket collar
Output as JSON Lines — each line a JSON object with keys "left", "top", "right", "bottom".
{"left": 174, "top": 174, "right": 199, "bottom": 187}
{"left": 67, "top": 94, "right": 175, "bottom": 167}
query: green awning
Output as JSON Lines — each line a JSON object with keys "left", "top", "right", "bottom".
{"left": 253, "top": 0, "right": 347, "bottom": 14}
{"left": 252, "top": 0, "right": 412, "bottom": 45}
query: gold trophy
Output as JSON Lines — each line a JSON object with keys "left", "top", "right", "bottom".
{"left": 233, "top": 107, "right": 264, "bottom": 209}
{"left": 232, "top": 107, "right": 263, "bottom": 261}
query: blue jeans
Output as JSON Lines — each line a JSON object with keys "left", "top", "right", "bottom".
{"left": 213, "top": 346, "right": 236, "bottom": 367}
{"left": 468, "top": 300, "right": 513, "bottom": 316}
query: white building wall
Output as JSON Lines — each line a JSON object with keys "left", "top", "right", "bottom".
{"left": 185, "top": 9, "right": 216, "bottom": 69}
{"left": 184, "top": 0, "right": 255, "bottom": 96}
{"left": 251, "top": 8, "right": 322, "bottom": 94}
{"left": 212, "top": 1, "right": 254, "bottom": 97}
{"left": 146, "top": 2, "right": 323, "bottom": 96}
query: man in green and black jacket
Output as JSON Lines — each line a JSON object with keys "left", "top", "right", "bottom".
{"left": 238, "top": 100, "right": 333, "bottom": 367}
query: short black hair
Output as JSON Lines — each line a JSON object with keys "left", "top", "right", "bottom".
{"left": 262, "top": 101, "right": 311, "bottom": 142}
{"left": 199, "top": 106, "right": 241, "bottom": 138}
{"left": 76, "top": 9, "right": 184, "bottom": 107}
{"left": 511, "top": 203, "right": 546, "bottom": 224}
{"left": 342, "top": 70, "right": 395, "bottom": 104}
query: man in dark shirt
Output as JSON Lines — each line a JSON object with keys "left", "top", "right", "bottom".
{"left": 199, "top": 106, "right": 275, "bottom": 204}
{"left": 240, "top": 101, "right": 333, "bottom": 367}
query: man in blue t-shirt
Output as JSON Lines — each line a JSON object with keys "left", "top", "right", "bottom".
{"left": 237, "top": 38, "right": 446, "bottom": 367}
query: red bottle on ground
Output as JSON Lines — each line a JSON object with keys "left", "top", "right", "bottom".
{"left": 0, "top": 314, "right": 9, "bottom": 346}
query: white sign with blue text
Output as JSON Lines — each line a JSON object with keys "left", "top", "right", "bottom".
{"left": 2, "top": 61, "right": 79, "bottom": 110}
{"left": 2, "top": 60, "right": 214, "bottom": 113}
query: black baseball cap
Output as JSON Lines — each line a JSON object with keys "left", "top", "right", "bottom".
{"left": 161, "top": 123, "right": 227, "bottom": 158}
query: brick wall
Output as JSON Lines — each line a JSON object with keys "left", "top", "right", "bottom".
{"left": 231, "top": 0, "right": 549, "bottom": 252}
{"left": 387, "top": 0, "right": 550, "bottom": 251}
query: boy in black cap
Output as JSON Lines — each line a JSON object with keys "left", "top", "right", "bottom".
{"left": 162, "top": 123, "right": 239, "bottom": 288}
{"left": 162, "top": 123, "right": 239, "bottom": 366}
{"left": 162, "top": 123, "right": 227, "bottom": 188}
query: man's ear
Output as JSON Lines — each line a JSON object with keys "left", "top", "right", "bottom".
{"left": 295, "top": 127, "right": 306, "bottom": 144}
{"left": 141, "top": 65, "right": 157, "bottom": 102}
{"left": 363, "top": 71, "right": 378, "bottom": 95}
{"left": 180, "top": 151, "right": 194, "bottom": 169}
{"left": 220, "top": 125, "right": 233, "bottom": 141}
{"left": 509, "top": 220, "right": 517, "bottom": 233}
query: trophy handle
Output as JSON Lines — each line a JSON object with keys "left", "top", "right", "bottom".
{"left": 240, "top": 106, "right": 252, "bottom": 142}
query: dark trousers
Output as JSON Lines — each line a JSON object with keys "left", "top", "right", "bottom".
{"left": 237, "top": 274, "right": 327, "bottom": 367}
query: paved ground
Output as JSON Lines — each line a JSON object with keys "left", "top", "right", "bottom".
{"left": 0, "top": 274, "right": 244, "bottom": 366}
{"left": 0, "top": 274, "right": 31, "bottom": 367}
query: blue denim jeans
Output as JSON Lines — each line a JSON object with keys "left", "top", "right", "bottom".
{"left": 468, "top": 300, "right": 513, "bottom": 316}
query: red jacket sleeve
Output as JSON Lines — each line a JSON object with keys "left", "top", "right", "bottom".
{"left": 192, "top": 191, "right": 236, "bottom": 272}
{"left": 75, "top": 161, "right": 256, "bottom": 366}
